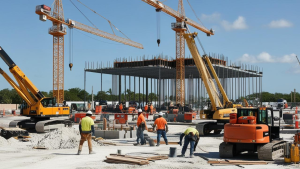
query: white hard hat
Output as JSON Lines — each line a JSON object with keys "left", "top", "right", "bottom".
{"left": 86, "top": 111, "right": 92, "bottom": 115}
{"left": 159, "top": 112, "right": 164, "bottom": 116}
{"left": 138, "top": 109, "right": 142, "bottom": 113}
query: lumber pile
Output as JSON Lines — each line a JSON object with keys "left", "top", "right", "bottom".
{"left": 104, "top": 153, "right": 168, "bottom": 165}
{"left": 208, "top": 160, "right": 268, "bottom": 166}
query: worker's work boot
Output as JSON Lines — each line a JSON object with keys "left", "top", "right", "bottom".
{"left": 190, "top": 155, "right": 194, "bottom": 158}
{"left": 165, "top": 141, "right": 169, "bottom": 145}
{"left": 89, "top": 150, "right": 96, "bottom": 154}
{"left": 156, "top": 144, "right": 160, "bottom": 147}
{"left": 77, "top": 150, "right": 81, "bottom": 155}
{"left": 178, "top": 154, "right": 185, "bottom": 157}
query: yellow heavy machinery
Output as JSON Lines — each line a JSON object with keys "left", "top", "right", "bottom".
{"left": 183, "top": 32, "right": 240, "bottom": 135}
{"left": 0, "top": 47, "right": 71, "bottom": 132}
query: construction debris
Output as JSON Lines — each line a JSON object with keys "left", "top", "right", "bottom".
{"left": 104, "top": 153, "right": 168, "bottom": 165}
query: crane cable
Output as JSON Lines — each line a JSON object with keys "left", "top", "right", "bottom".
{"left": 156, "top": 9, "right": 161, "bottom": 46}
{"left": 186, "top": 0, "right": 206, "bottom": 28}
{"left": 69, "top": 0, "right": 98, "bottom": 29}
{"left": 76, "top": 0, "right": 130, "bottom": 40}
{"left": 69, "top": 27, "right": 74, "bottom": 70}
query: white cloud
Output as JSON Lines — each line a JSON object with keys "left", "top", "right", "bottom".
{"left": 201, "top": 13, "right": 221, "bottom": 22}
{"left": 221, "top": 16, "right": 248, "bottom": 31}
{"left": 268, "top": 19, "right": 293, "bottom": 28}
{"left": 237, "top": 52, "right": 297, "bottom": 63}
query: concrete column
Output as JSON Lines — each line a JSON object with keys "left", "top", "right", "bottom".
{"left": 139, "top": 77, "right": 141, "bottom": 108}
{"left": 125, "top": 75, "right": 126, "bottom": 102}
{"left": 129, "top": 76, "right": 131, "bottom": 101}
{"left": 119, "top": 75, "right": 121, "bottom": 104}
{"left": 146, "top": 78, "right": 148, "bottom": 104}
{"left": 159, "top": 67, "right": 161, "bottom": 109}
{"left": 84, "top": 69, "right": 86, "bottom": 111}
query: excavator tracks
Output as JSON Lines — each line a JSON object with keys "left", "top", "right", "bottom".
{"left": 219, "top": 142, "right": 235, "bottom": 158}
{"left": 8, "top": 119, "right": 72, "bottom": 133}
{"left": 257, "top": 140, "right": 286, "bottom": 161}
{"left": 196, "top": 122, "right": 223, "bottom": 136}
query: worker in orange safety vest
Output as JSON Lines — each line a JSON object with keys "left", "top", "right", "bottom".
{"left": 153, "top": 112, "right": 168, "bottom": 146}
{"left": 136, "top": 109, "right": 147, "bottom": 145}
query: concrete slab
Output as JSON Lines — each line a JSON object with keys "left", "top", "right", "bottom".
{"left": 95, "top": 130, "right": 105, "bottom": 138}
{"left": 104, "top": 130, "right": 125, "bottom": 139}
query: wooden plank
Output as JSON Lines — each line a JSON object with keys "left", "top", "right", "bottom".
{"left": 104, "top": 159, "right": 138, "bottom": 165}
{"left": 106, "top": 156, "right": 149, "bottom": 165}
{"left": 33, "top": 146, "right": 48, "bottom": 150}
{"left": 209, "top": 160, "right": 267, "bottom": 165}
{"left": 226, "top": 160, "right": 268, "bottom": 164}
{"left": 153, "top": 140, "right": 179, "bottom": 145}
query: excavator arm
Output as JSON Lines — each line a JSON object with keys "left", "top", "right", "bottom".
{"left": 0, "top": 47, "right": 45, "bottom": 104}
{"left": 0, "top": 68, "right": 33, "bottom": 105}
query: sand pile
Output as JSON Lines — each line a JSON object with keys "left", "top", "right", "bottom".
{"left": 30, "top": 127, "right": 104, "bottom": 150}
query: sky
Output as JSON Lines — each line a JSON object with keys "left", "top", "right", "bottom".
{"left": 0, "top": 0, "right": 299, "bottom": 96}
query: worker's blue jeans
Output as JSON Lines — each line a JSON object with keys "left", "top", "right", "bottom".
{"left": 157, "top": 129, "right": 168, "bottom": 144}
{"left": 136, "top": 127, "right": 145, "bottom": 145}
{"left": 181, "top": 136, "right": 195, "bottom": 156}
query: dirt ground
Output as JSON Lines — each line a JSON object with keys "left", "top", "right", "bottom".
{"left": 0, "top": 116, "right": 299, "bottom": 169}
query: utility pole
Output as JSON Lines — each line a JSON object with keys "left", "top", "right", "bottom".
{"left": 294, "top": 89, "right": 296, "bottom": 103}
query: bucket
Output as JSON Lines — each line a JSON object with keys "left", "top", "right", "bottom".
{"left": 169, "top": 147, "right": 177, "bottom": 158}
{"left": 148, "top": 139, "right": 155, "bottom": 146}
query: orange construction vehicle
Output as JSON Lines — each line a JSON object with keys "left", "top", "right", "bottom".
{"left": 220, "top": 107, "right": 286, "bottom": 160}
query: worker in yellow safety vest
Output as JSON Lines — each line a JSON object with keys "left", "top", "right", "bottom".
{"left": 77, "top": 111, "right": 96, "bottom": 155}
{"left": 178, "top": 127, "right": 200, "bottom": 158}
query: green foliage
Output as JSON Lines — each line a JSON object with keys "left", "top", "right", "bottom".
{"left": 4, "top": 87, "right": 298, "bottom": 104}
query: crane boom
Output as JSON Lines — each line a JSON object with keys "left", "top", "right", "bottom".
{"left": 183, "top": 33, "right": 223, "bottom": 111}
{"left": 141, "top": 0, "right": 214, "bottom": 36}
{"left": 36, "top": 1, "right": 144, "bottom": 104}
{"left": 68, "top": 20, "right": 143, "bottom": 49}
{"left": 36, "top": 9, "right": 144, "bottom": 49}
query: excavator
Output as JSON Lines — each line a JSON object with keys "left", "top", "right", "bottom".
{"left": 183, "top": 32, "right": 241, "bottom": 135}
{"left": 219, "top": 107, "right": 286, "bottom": 160}
{"left": 0, "top": 46, "right": 71, "bottom": 132}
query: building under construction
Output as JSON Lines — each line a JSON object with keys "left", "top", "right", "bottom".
{"left": 84, "top": 54, "right": 263, "bottom": 110}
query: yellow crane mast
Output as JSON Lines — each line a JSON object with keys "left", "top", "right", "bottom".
{"left": 36, "top": 1, "right": 143, "bottom": 104}
{"left": 183, "top": 33, "right": 239, "bottom": 135}
{"left": 141, "top": 0, "right": 214, "bottom": 107}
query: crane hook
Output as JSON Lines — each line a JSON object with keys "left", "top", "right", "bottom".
{"left": 157, "top": 39, "right": 160, "bottom": 46}
{"left": 69, "top": 63, "right": 73, "bottom": 71}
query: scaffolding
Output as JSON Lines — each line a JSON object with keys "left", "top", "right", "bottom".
{"left": 84, "top": 54, "right": 263, "bottom": 110}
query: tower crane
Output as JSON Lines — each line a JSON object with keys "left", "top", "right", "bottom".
{"left": 141, "top": 0, "right": 214, "bottom": 107}
{"left": 36, "top": 0, "right": 143, "bottom": 104}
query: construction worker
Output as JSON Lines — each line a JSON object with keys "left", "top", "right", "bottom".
{"left": 178, "top": 127, "right": 200, "bottom": 158}
{"left": 153, "top": 112, "right": 168, "bottom": 146}
{"left": 136, "top": 109, "right": 147, "bottom": 145}
{"left": 119, "top": 103, "right": 123, "bottom": 112}
{"left": 144, "top": 104, "right": 148, "bottom": 112}
{"left": 77, "top": 111, "right": 96, "bottom": 155}
{"left": 149, "top": 103, "right": 154, "bottom": 114}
